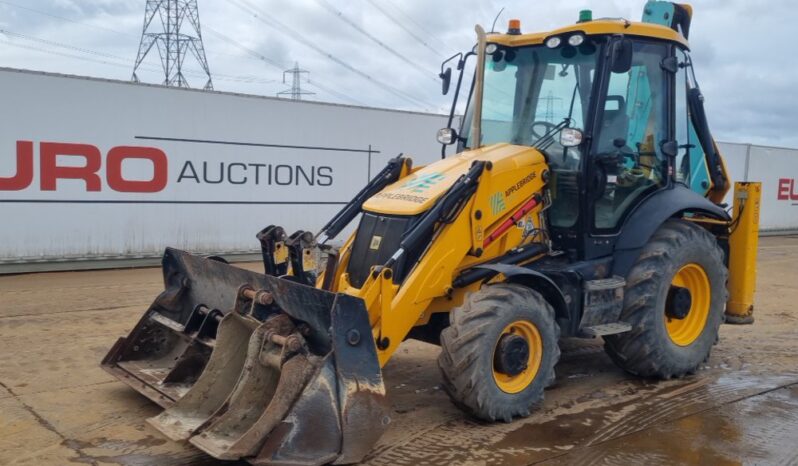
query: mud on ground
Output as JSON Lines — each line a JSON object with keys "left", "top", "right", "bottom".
{"left": 1, "top": 236, "right": 797, "bottom": 465}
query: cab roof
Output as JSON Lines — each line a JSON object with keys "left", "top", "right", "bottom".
{"left": 489, "top": 19, "right": 689, "bottom": 48}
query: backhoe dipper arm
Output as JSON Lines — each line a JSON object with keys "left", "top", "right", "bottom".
{"left": 316, "top": 156, "right": 411, "bottom": 244}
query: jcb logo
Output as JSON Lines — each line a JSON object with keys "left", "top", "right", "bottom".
{"left": 777, "top": 178, "right": 798, "bottom": 201}
{"left": 0, "top": 141, "right": 168, "bottom": 193}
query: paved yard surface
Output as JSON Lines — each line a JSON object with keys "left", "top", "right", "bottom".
{"left": 1, "top": 236, "right": 797, "bottom": 465}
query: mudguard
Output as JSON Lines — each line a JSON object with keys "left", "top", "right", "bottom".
{"left": 612, "top": 185, "right": 729, "bottom": 276}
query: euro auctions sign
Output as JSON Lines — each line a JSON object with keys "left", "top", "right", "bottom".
{"left": 777, "top": 178, "right": 798, "bottom": 203}
{"left": 0, "top": 139, "right": 341, "bottom": 199}
{"left": 1, "top": 141, "right": 168, "bottom": 193}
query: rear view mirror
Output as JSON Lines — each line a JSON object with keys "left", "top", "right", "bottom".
{"left": 610, "top": 38, "right": 633, "bottom": 74}
{"left": 440, "top": 67, "right": 452, "bottom": 95}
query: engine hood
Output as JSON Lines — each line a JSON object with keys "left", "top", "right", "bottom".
{"left": 362, "top": 143, "right": 547, "bottom": 216}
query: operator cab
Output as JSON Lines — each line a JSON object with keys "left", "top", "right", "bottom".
{"left": 439, "top": 7, "right": 718, "bottom": 262}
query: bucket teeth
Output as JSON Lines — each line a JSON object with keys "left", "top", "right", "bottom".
{"left": 147, "top": 313, "right": 259, "bottom": 440}
{"left": 148, "top": 311, "right": 320, "bottom": 461}
{"left": 189, "top": 351, "right": 318, "bottom": 459}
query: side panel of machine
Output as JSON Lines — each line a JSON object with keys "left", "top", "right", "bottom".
{"left": 0, "top": 69, "right": 448, "bottom": 266}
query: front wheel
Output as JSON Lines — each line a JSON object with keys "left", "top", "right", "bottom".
{"left": 605, "top": 219, "right": 728, "bottom": 378}
{"left": 438, "top": 284, "right": 560, "bottom": 422}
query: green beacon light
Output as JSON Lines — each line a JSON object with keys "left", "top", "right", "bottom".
{"left": 578, "top": 9, "right": 593, "bottom": 23}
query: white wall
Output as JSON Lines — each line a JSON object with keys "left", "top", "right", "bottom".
{"left": 718, "top": 142, "right": 798, "bottom": 233}
{"left": 746, "top": 145, "right": 798, "bottom": 232}
{"left": 0, "top": 68, "right": 448, "bottom": 265}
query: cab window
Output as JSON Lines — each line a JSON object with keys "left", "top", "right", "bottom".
{"left": 593, "top": 41, "right": 669, "bottom": 230}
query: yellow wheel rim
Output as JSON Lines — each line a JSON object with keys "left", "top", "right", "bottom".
{"left": 665, "top": 263, "right": 711, "bottom": 346}
{"left": 492, "top": 320, "right": 543, "bottom": 394}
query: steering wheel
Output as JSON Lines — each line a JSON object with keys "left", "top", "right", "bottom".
{"left": 530, "top": 121, "right": 559, "bottom": 140}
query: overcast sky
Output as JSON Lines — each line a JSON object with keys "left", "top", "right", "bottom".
{"left": 0, "top": 0, "right": 794, "bottom": 147}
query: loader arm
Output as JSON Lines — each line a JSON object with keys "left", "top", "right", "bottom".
{"left": 338, "top": 144, "right": 549, "bottom": 365}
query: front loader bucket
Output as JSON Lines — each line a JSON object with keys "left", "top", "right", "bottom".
{"left": 102, "top": 248, "right": 390, "bottom": 465}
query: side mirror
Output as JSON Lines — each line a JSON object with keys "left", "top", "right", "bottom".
{"left": 440, "top": 67, "right": 452, "bottom": 95}
{"left": 560, "top": 128, "right": 583, "bottom": 147}
{"left": 437, "top": 127, "right": 458, "bottom": 145}
{"left": 610, "top": 38, "right": 633, "bottom": 74}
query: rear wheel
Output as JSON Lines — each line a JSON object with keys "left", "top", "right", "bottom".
{"left": 605, "top": 219, "right": 728, "bottom": 378}
{"left": 438, "top": 284, "right": 560, "bottom": 422}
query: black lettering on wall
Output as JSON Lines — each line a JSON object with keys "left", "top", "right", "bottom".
{"left": 274, "top": 165, "right": 293, "bottom": 185}
{"left": 227, "top": 163, "right": 247, "bottom": 185}
{"left": 203, "top": 162, "right": 224, "bottom": 184}
{"left": 296, "top": 165, "right": 314, "bottom": 186}
{"left": 177, "top": 161, "right": 200, "bottom": 183}
{"left": 317, "top": 166, "right": 333, "bottom": 186}
{"left": 248, "top": 163, "right": 266, "bottom": 184}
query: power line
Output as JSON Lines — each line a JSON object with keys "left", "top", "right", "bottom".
{"left": 363, "top": 0, "right": 444, "bottom": 59}
{"left": 0, "top": 0, "right": 248, "bottom": 65}
{"left": 0, "top": 0, "right": 432, "bottom": 107}
{"left": 0, "top": 29, "right": 275, "bottom": 84}
{"left": 306, "top": 79, "right": 367, "bottom": 106}
{"left": 379, "top": 0, "right": 459, "bottom": 52}
{"left": 0, "top": 38, "right": 141, "bottom": 71}
{"left": 231, "top": 0, "right": 433, "bottom": 110}
{"left": 0, "top": 0, "right": 139, "bottom": 39}
{"left": 311, "top": 0, "right": 437, "bottom": 81}
{"left": 0, "top": 29, "right": 129, "bottom": 62}
{"left": 205, "top": 25, "right": 365, "bottom": 105}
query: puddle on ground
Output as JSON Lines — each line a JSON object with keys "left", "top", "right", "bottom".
{"left": 543, "top": 384, "right": 798, "bottom": 465}
{"left": 366, "top": 371, "right": 798, "bottom": 466}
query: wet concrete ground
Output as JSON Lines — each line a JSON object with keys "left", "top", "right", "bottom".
{"left": 1, "top": 236, "right": 797, "bottom": 465}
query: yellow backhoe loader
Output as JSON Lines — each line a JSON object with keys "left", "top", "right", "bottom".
{"left": 102, "top": 2, "right": 761, "bottom": 464}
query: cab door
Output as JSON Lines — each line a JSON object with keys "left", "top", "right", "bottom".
{"left": 588, "top": 40, "right": 671, "bottom": 242}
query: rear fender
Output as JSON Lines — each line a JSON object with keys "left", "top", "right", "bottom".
{"left": 612, "top": 185, "right": 729, "bottom": 277}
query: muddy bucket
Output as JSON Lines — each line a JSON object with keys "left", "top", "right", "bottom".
{"left": 102, "top": 248, "right": 390, "bottom": 465}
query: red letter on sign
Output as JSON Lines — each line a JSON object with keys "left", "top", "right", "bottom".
{"left": 40, "top": 142, "right": 102, "bottom": 191}
{"left": 0, "top": 141, "right": 34, "bottom": 191}
{"left": 777, "top": 178, "right": 791, "bottom": 200}
{"left": 106, "top": 146, "right": 168, "bottom": 193}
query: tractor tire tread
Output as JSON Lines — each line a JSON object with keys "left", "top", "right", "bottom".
{"left": 438, "top": 284, "right": 560, "bottom": 422}
{"left": 605, "top": 219, "right": 728, "bottom": 379}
